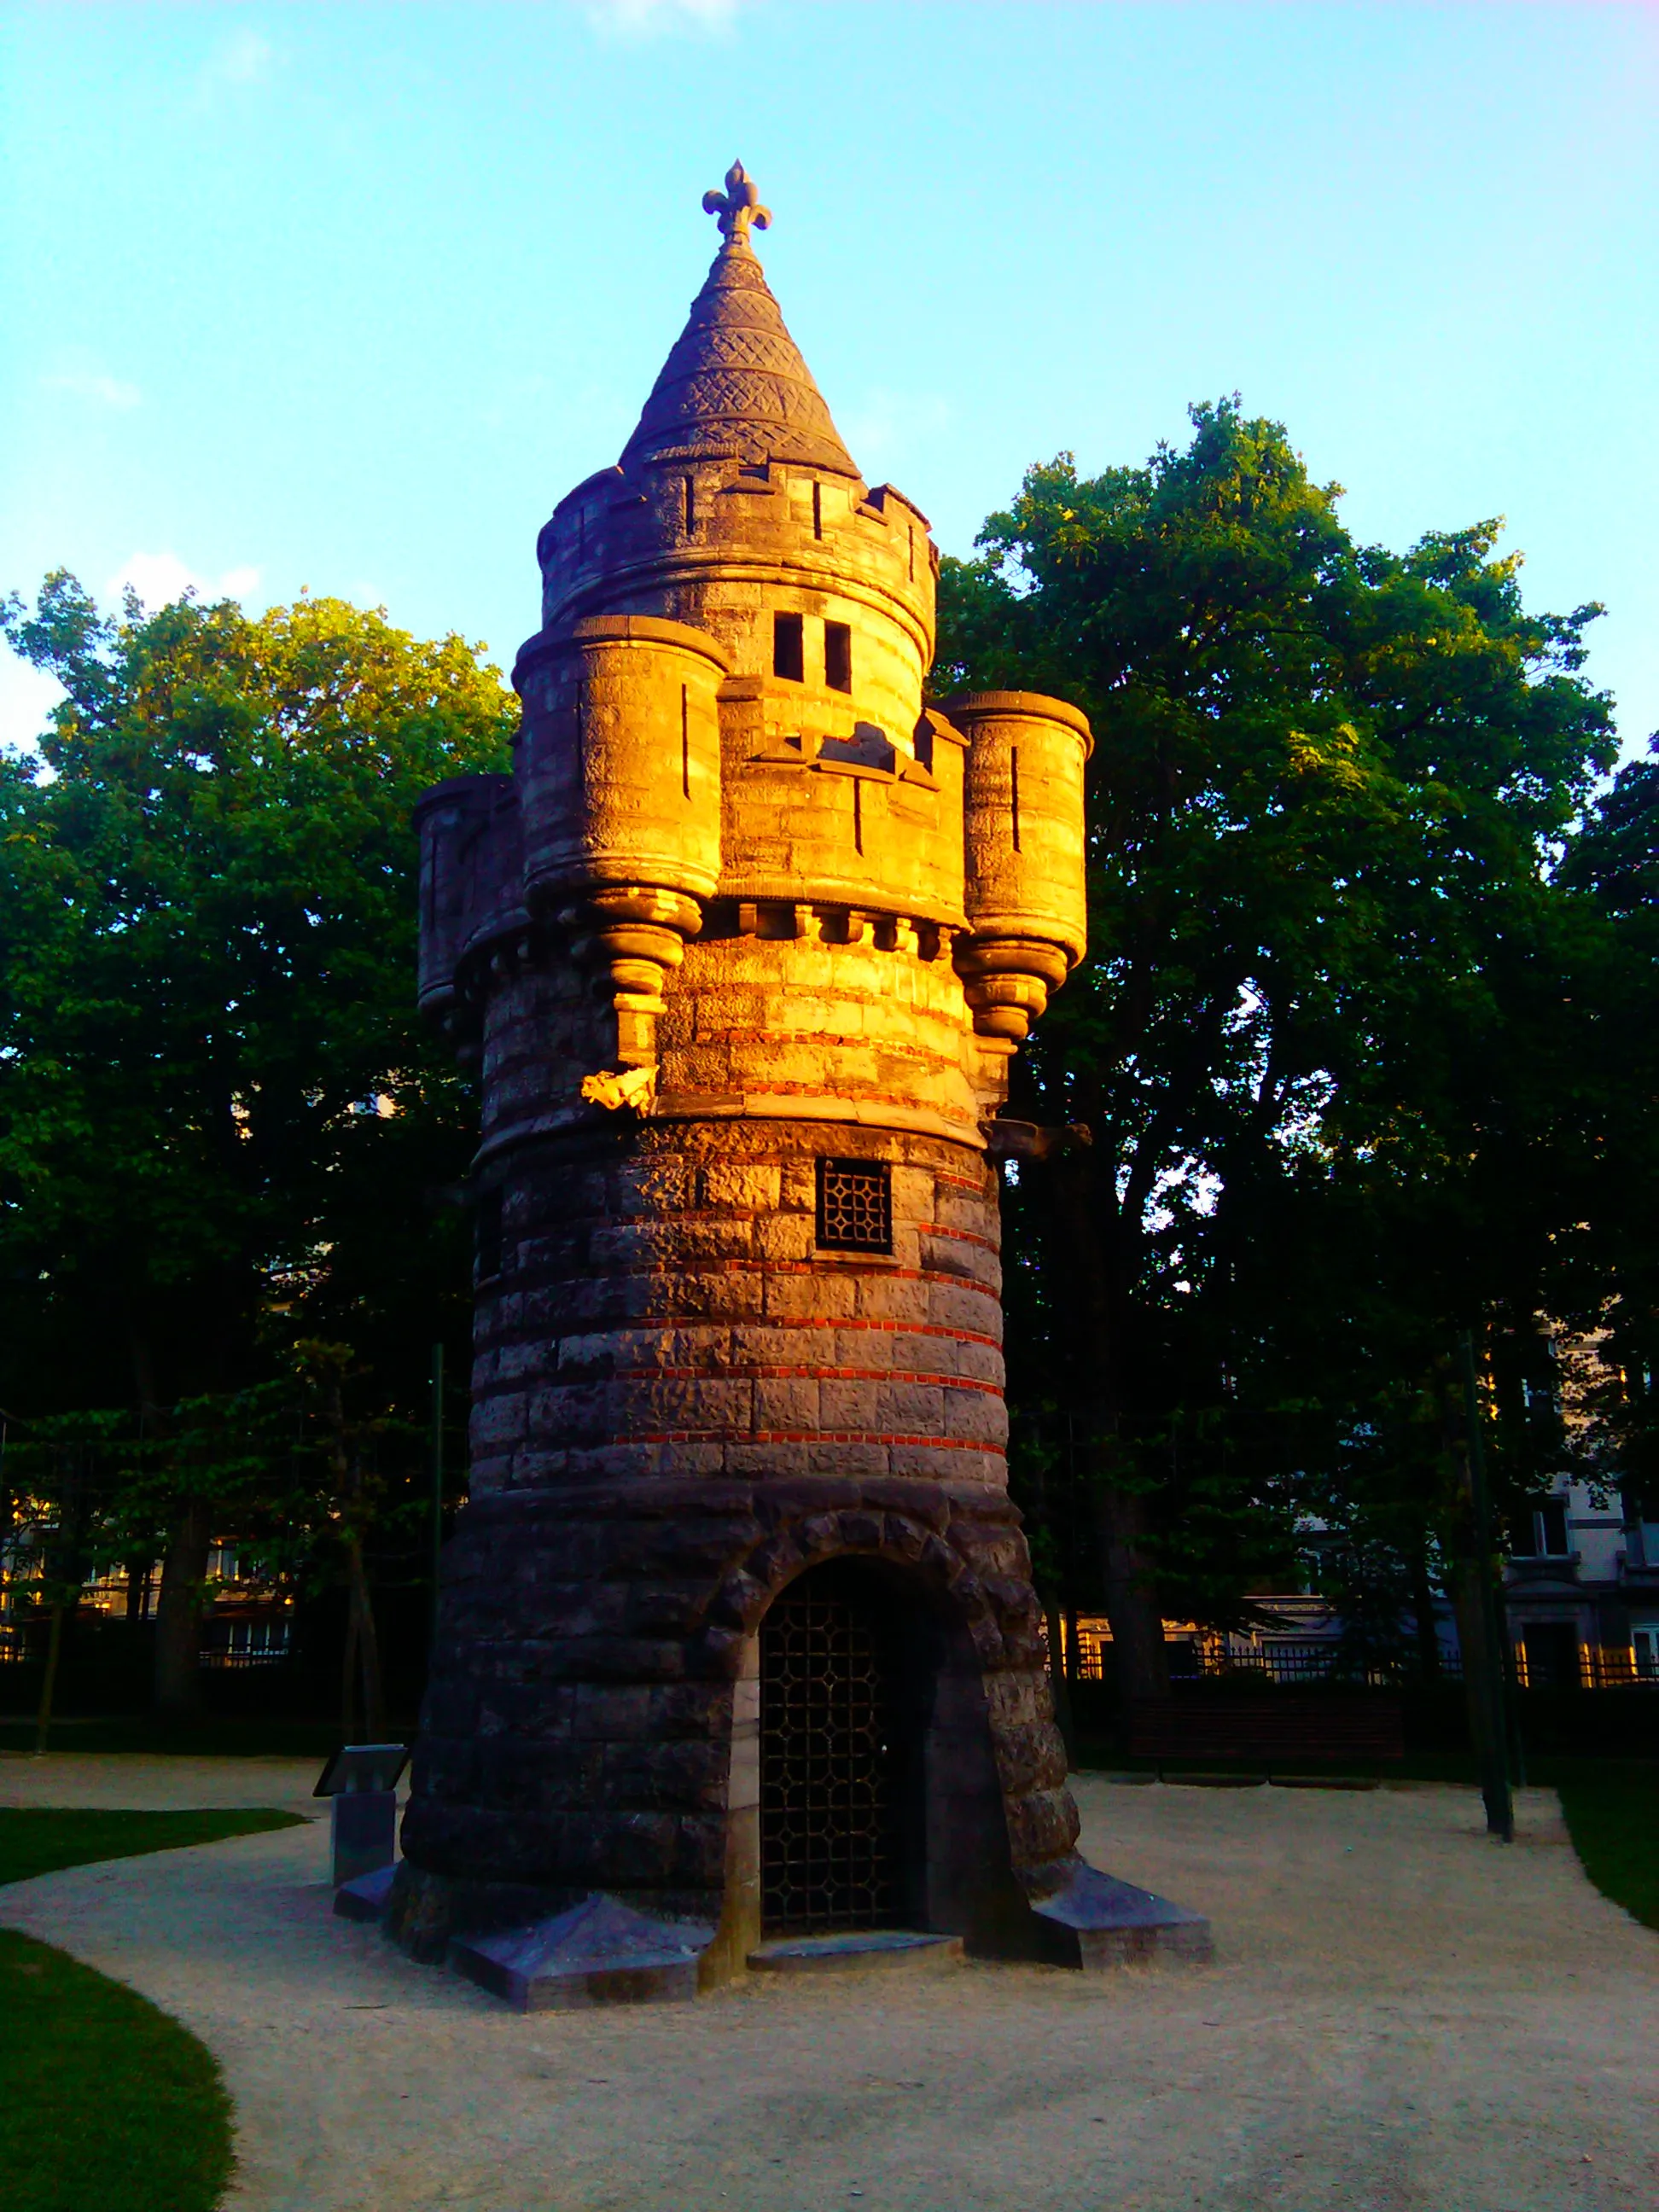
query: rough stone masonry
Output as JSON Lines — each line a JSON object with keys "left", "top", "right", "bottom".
{"left": 392, "top": 164, "right": 1207, "bottom": 1994}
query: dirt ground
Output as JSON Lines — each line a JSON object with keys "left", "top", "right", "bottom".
{"left": 2, "top": 1756, "right": 1655, "bottom": 2212}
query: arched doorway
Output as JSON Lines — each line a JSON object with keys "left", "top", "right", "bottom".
{"left": 759, "top": 1563, "right": 910, "bottom": 1936}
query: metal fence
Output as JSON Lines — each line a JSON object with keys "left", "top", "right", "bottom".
{"left": 1055, "top": 1617, "right": 1659, "bottom": 1692}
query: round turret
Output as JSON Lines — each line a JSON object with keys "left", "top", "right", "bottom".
{"left": 946, "top": 690, "right": 1093, "bottom": 1046}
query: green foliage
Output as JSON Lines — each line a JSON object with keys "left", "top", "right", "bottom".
{"left": 0, "top": 1926, "right": 235, "bottom": 2212}
{"left": 1556, "top": 751, "right": 1659, "bottom": 1505}
{"left": 940, "top": 401, "right": 1627, "bottom": 1636}
{"left": 0, "top": 577, "right": 510, "bottom": 1690}
{"left": 0, "top": 574, "right": 515, "bottom": 1420}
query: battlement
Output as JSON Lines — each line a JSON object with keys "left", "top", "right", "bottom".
{"left": 421, "top": 625, "right": 1087, "bottom": 1131}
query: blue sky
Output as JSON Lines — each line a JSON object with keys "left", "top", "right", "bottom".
{"left": 3, "top": 1, "right": 1655, "bottom": 761}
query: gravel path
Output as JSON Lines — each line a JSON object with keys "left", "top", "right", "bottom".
{"left": 2, "top": 1757, "right": 1654, "bottom": 2211}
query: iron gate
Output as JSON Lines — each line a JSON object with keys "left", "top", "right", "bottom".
{"left": 760, "top": 1575, "right": 900, "bottom": 1935}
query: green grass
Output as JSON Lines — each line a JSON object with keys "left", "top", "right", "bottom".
{"left": 1546, "top": 1761, "right": 1659, "bottom": 1932}
{"left": 0, "top": 1806, "right": 306, "bottom": 1888}
{"left": 0, "top": 1925, "right": 236, "bottom": 2212}
{"left": 0, "top": 1805, "right": 308, "bottom": 2211}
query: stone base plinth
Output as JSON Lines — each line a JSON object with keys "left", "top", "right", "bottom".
{"left": 450, "top": 1893, "right": 713, "bottom": 2011}
{"left": 1031, "top": 1860, "right": 1214, "bottom": 1969}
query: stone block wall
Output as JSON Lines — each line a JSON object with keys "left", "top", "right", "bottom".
{"left": 399, "top": 1468, "right": 1079, "bottom": 1955}
{"left": 470, "top": 1121, "right": 1007, "bottom": 1496}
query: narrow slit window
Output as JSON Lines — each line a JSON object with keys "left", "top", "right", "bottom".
{"left": 475, "top": 1188, "right": 504, "bottom": 1284}
{"left": 773, "top": 613, "right": 805, "bottom": 682}
{"left": 816, "top": 1159, "right": 892, "bottom": 1254}
{"left": 681, "top": 684, "right": 690, "bottom": 799}
{"left": 812, "top": 480, "right": 824, "bottom": 539}
{"left": 824, "top": 621, "right": 853, "bottom": 694}
{"left": 1010, "top": 744, "right": 1022, "bottom": 852}
{"left": 907, "top": 526, "right": 916, "bottom": 582}
{"left": 683, "top": 474, "right": 696, "bottom": 536}
{"left": 853, "top": 777, "right": 864, "bottom": 855}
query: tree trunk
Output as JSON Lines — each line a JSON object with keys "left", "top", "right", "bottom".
{"left": 125, "top": 1557, "right": 153, "bottom": 1626}
{"left": 1095, "top": 1482, "right": 1170, "bottom": 1701}
{"left": 1046, "top": 1140, "right": 1172, "bottom": 1705}
{"left": 1451, "top": 1574, "right": 1505, "bottom": 1810}
{"left": 340, "top": 1599, "right": 361, "bottom": 1745}
{"left": 154, "top": 1499, "right": 212, "bottom": 1720}
{"left": 1410, "top": 1540, "right": 1441, "bottom": 1681}
{"left": 343, "top": 1532, "right": 385, "bottom": 1742}
{"left": 33, "top": 1603, "right": 65, "bottom": 1756}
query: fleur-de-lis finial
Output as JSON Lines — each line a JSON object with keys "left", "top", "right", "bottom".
{"left": 702, "top": 160, "right": 771, "bottom": 247}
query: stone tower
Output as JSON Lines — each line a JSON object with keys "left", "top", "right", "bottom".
{"left": 397, "top": 166, "right": 1205, "bottom": 1994}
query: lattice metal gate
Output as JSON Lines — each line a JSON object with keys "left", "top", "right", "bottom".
{"left": 760, "top": 1578, "right": 900, "bottom": 1936}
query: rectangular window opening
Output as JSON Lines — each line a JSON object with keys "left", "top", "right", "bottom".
{"left": 683, "top": 474, "right": 696, "bottom": 536}
{"left": 824, "top": 621, "right": 853, "bottom": 695}
{"left": 773, "top": 613, "right": 805, "bottom": 683}
{"left": 816, "top": 1158, "right": 893, "bottom": 1254}
{"left": 812, "top": 480, "right": 824, "bottom": 539}
{"left": 1010, "top": 744, "right": 1022, "bottom": 852}
{"left": 681, "top": 684, "right": 690, "bottom": 799}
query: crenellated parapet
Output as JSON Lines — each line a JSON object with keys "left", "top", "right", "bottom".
{"left": 419, "top": 617, "right": 1088, "bottom": 1132}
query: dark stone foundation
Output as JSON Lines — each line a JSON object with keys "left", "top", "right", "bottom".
{"left": 393, "top": 1469, "right": 1080, "bottom": 1975}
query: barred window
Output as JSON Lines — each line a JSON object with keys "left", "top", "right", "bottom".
{"left": 816, "top": 1158, "right": 892, "bottom": 1254}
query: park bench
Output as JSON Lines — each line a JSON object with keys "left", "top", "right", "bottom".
{"left": 1126, "top": 1693, "right": 1405, "bottom": 1770}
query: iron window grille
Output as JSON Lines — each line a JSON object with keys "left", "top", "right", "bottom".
{"left": 816, "top": 1158, "right": 892, "bottom": 1254}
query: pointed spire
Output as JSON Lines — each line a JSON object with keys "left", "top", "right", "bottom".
{"left": 620, "top": 164, "right": 859, "bottom": 477}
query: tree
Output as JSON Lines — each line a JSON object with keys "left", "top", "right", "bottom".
{"left": 0, "top": 576, "right": 514, "bottom": 1711}
{"left": 936, "top": 402, "right": 1618, "bottom": 1695}
{"left": 1552, "top": 741, "right": 1659, "bottom": 1511}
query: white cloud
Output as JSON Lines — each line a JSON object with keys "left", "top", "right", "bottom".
{"left": 585, "top": 0, "right": 739, "bottom": 40}
{"left": 0, "top": 656, "right": 66, "bottom": 758}
{"left": 198, "top": 24, "right": 274, "bottom": 96}
{"left": 106, "top": 553, "right": 263, "bottom": 613}
{"left": 41, "top": 369, "right": 142, "bottom": 410}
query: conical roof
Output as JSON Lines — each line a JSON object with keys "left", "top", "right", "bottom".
{"left": 620, "top": 233, "right": 859, "bottom": 477}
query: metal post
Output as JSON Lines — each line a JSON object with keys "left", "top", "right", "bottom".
{"left": 1458, "top": 1331, "right": 1514, "bottom": 1842}
{"left": 428, "top": 1342, "right": 445, "bottom": 1644}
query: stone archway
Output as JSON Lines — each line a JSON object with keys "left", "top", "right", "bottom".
{"left": 699, "top": 1525, "right": 1051, "bottom": 1973}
